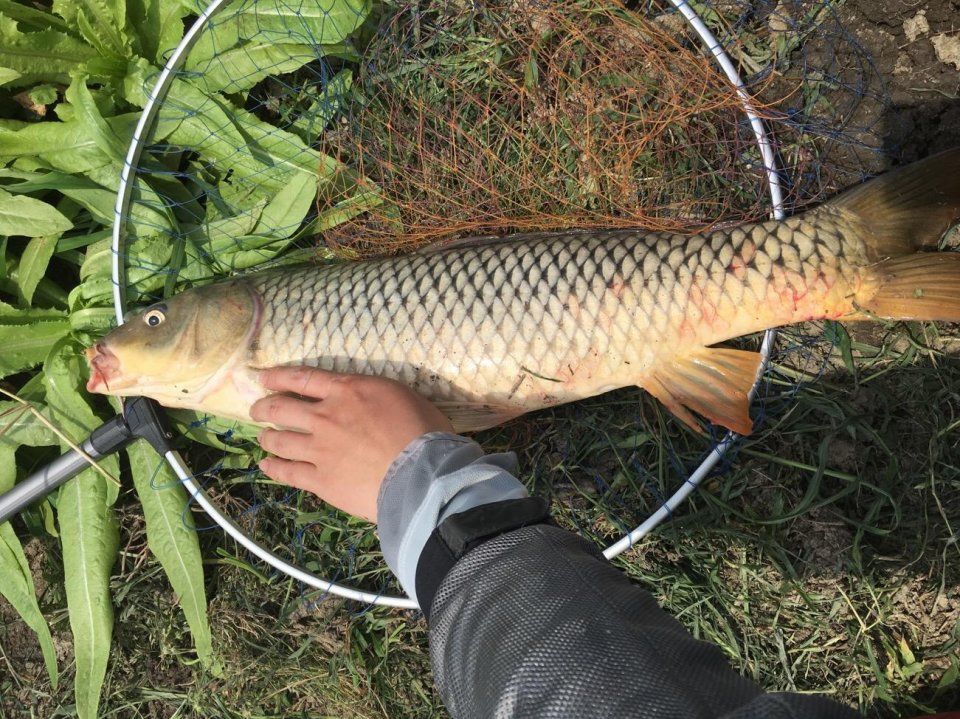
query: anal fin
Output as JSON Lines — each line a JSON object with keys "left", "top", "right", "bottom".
{"left": 643, "top": 347, "right": 763, "bottom": 436}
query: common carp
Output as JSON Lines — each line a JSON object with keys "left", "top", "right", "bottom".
{"left": 86, "top": 149, "right": 960, "bottom": 435}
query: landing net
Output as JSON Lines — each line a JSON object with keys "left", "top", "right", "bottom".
{"left": 108, "top": 0, "right": 883, "bottom": 607}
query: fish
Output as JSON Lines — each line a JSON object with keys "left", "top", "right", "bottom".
{"left": 86, "top": 149, "right": 960, "bottom": 435}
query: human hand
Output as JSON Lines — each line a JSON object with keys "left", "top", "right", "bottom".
{"left": 250, "top": 367, "right": 453, "bottom": 522}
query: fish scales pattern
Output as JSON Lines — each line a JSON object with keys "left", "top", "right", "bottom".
{"left": 248, "top": 215, "right": 863, "bottom": 412}
{"left": 83, "top": 150, "right": 960, "bottom": 434}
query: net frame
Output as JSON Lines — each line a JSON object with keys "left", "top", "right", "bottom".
{"left": 111, "top": 0, "right": 785, "bottom": 608}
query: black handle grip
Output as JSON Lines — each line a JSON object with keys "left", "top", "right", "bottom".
{"left": 0, "top": 397, "right": 174, "bottom": 524}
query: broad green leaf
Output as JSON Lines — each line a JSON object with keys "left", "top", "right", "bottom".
{"left": 204, "top": 232, "right": 273, "bottom": 263}
{"left": 0, "top": 13, "right": 97, "bottom": 84}
{"left": 52, "top": 0, "right": 131, "bottom": 57}
{"left": 18, "top": 234, "right": 61, "bottom": 304}
{"left": 184, "top": 13, "right": 242, "bottom": 64}
{"left": 124, "top": 61, "right": 335, "bottom": 194}
{"left": 2, "top": 167, "right": 173, "bottom": 237}
{"left": 0, "top": 117, "right": 111, "bottom": 174}
{"left": 214, "top": 190, "right": 378, "bottom": 271}
{"left": 59, "top": 228, "right": 111, "bottom": 252}
{"left": 43, "top": 340, "right": 120, "bottom": 505}
{"left": 127, "top": 440, "right": 217, "bottom": 669}
{"left": 68, "top": 306, "right": 116, "bottom": 332}
{"left": 14, "top": 364, "right": 47, "bottom": 399}
{"left": 221, "top": 238, "right": 297, "bottom": 270}
{"left": 183, "top": 0, "right": 371, "bottom": 45}
{"left": 4, "top": 135, "right": 181, "bottom": 242}
{"left": 66, "top": 75, "right": 127, "bottom": 163}
{"left": 206, "top": 173, "right": 268, "bottom": 216}
{"left": 129, "top": 0, "right": 188, "bottom": 63}
{"left": 56, "top": 471, "right": 117, "bottom": 719}
{"left": 0, "top": 66, "right": 20, "bottom": 85}
{"left": 313, "top": 188, "right": 383, "bottom": 232}
{"left": 171, "top": 409, "right": 260, "bottom": 448}
{"left": 29, "top": 83, "right": 58, "bottom": 105}
{"left": 0, "top": 188, "right": 73, "bottom": 237}
{"left": 0, "top": 301, "right": 67, "bottom": 323}
{"left": 0, "top": 320, "right": 71, "bottom": 378}
{"left": 253, "top": 169, "right": 317, "bottom": 238}
{"left": 0, "top": 447, "right": 59, "bottom": 688}
{"left": 0, "top": 400, "right": 60, "bottom": 447}
{"left": 185, "top": 41, "right": 320, "bottom": 94}
{"left": 2, "top": 258, "right": 70, "bottom": 308}
{"left": 0, "top": 0, "right": 71, "bottom": 32}
{"left": 81, "top": 234, "right": 173, "bottom": 282}
{"left": 74, "top": 276, "right": 123, "bottom": 304}
{"left": 0, "top": 166, "right": 98, "bottom": 190}
{"left": 219, "top": 184, "right": 379, "bottom": 269}
{"left": 0, "top": 114, "right": 152, "bottom": 179}
{"left": 195, "top": 205, "right": 263, "bottom": 248}
{"left": 76, "top": 249, "right": 213, "bottom": 304}
{"left": 45, "top": 340, "right": 119, "bottom": 719}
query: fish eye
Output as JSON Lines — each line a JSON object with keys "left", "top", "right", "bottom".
{"left": 143, "top": 308, "right": 166, "bottom": 327}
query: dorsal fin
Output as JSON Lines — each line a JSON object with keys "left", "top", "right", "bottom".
{"left": 414, "top": 234, "right": 508, "bottom": 255}
{"left": 413, "top": 228, "right": 613, "bottom": 255}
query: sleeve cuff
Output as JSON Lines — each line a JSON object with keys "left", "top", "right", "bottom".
{"left": 415, "top": 496, "right": 551, "bottom": 621}
{"left": 375, "top": 432, "right": 527, "bottom": 606}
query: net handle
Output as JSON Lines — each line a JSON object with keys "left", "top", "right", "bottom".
{"left": 111, "top": 0, "right": 785, "bottom": 608}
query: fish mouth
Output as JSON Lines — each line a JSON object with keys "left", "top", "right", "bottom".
{"left": 85, "top": 342, "right": 125, "bottom": 394}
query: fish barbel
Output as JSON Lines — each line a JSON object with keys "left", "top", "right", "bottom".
{"left": 86, "top": 149, "right": 960, "bottom": 434}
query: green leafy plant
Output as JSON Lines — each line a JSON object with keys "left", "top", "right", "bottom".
{"left": 0, "top": 0, "right": 373, "bottom": 715}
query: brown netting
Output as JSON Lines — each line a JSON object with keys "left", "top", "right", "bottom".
{"left": 321, "top": 0, "right": 799, "bottom": 256}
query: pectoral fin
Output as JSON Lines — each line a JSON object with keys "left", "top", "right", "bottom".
{"left": 433, "top": 400, "right": 524, "bottom": 433}
{"left": 642, "top": 347, "right": 763, "bottom": 435}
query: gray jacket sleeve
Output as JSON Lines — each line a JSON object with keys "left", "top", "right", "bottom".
{"left": 375, "top": 433, "right": 861, "bottom": 719}
{"left": 376, "top": 432, "right": 527, "bottom": 606}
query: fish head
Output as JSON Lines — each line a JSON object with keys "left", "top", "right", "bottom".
{"left": 85, "top": 281, "right": 259, "bottom": 401}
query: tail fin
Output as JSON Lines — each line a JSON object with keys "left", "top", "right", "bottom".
{"left": 826, "top": 148, "right": 960, "bottom": 322}
{"left": 861, "top": 253, "right": 960, "bottom": 322}
{"left": 827, "top": 147, "right": 960, "bottom": 258}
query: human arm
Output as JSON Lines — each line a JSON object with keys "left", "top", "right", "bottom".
{"left": 252, "top": 367, "right": 860, "bottom": 719}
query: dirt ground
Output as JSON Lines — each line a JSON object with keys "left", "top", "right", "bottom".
{"left": 839, "top": 0, "right": 960, "bottom": 163}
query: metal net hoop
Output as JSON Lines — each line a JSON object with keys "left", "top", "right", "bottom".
{"left": 111, "top": 0, "right": 784, "bottom": 608}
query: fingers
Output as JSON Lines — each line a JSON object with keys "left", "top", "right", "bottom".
{"left": 259, "top": 457, "right": 320, "bottom": 492}
{"left": 258, "top": 427, "right": 317, "bottom": 463}
{"left": 257, "top": 365, "right": 343, "bottom": 399}
{"left": 250, "top": 393, "right": 317, "bottom": 431}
